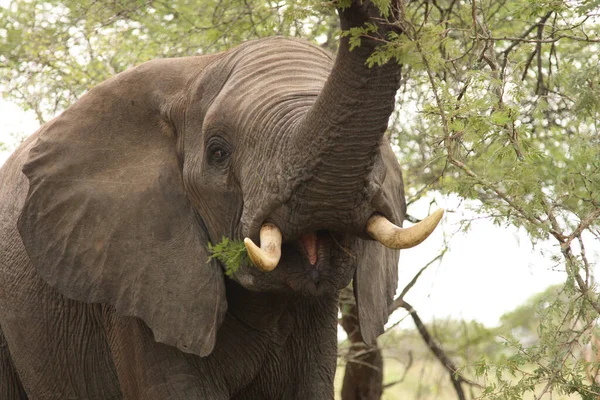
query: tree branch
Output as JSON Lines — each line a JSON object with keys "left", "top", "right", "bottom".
{"left": 396, "top": 299, "right": 483, "bottom": 399}
{"left": 390, "top": 251, "right": 446, "bottom": 313}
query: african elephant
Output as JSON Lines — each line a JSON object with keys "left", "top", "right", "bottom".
{"left": 0, "top": 1, "right": 442, "bottom": 399}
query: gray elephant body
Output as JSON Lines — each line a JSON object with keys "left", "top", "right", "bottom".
{"left": 0, "top": 213, "right": 337, "bottom": 399}
{"left": 0, "top": 3, "right": 408, "bottom": 398}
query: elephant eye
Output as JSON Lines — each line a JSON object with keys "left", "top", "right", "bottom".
{"left": 212, "top": 148, "right": 230, "bottom": 161}
{"left": 207, "top": 136, "right": 232, "bottom": 166}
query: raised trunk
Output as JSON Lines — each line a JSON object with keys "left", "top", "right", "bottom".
{"left": 287, "top": 2, "right": 402, "bottom": 228}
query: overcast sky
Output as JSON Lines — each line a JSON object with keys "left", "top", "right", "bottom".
{"left": 1, "top": 97, "right": 598, "bottom": 329}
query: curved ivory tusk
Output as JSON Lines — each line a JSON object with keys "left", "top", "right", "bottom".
{"left": 244, "top": 223, "right": 282, "bottom": 272}
{"left": 366, "top": 209, "right": 444, "bottom": 249}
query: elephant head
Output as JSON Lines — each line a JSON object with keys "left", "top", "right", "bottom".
{"left": 17, "top": 1, "right": 442, "bottom": 358}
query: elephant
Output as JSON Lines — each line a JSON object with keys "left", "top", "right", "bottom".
{"left": 0, "top": 1, "right": 442, "bottom": 399}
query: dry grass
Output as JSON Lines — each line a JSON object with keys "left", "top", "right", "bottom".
{"left": 334, "top": 356, "right": 460, "bottom": 400}
{"left": 334, "top": 355, "right": 581, "bottom": 400}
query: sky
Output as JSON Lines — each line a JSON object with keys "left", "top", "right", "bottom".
{"left": 395, "top": 194, "right": 581, "bottom": 327}
{"left": 2, "top": 97, "right": 596, "bottom": 331}
{"left": 0, "top": 99, "right": 39, "bottom": 163}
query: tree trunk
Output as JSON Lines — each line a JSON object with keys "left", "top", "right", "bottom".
{"left": 340, "top": 301, "right": 383, "bottom": 400}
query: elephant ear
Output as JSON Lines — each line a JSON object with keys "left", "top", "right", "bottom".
{"left": 354, "top": 141, "right": 404, "bottom": 345}
{"left": 17, "top": 57, "right": 227, "bottom": 357}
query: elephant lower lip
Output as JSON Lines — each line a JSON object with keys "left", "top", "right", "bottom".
{"left": 309, "top": 267, "right": 320, "bottom": 282}
{"left": 283, "top": 232, "right": 345, "bottom": 295}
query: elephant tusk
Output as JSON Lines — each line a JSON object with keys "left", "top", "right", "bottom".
{"left": 366, "top": 209, "right": 444, "bottom": 249}
{"left": 244, "top": 223, "right": 282, "bottom": 272}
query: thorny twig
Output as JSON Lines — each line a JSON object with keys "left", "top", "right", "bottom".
{"left": 414, "top": 0, "right": 600, "bottom": 341}
{"left": 386, "top": 251, "right": 482, "bottom": 399}
{"left": 396, "top": 299, "right": 483, "bottom": 400}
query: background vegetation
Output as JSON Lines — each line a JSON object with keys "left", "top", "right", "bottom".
{"left": 1, "top": 0, "right": 599, "bottom": 398}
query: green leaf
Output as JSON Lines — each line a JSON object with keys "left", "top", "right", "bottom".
{"left": 491, "top": 110, "right": 511, "bottom": 125}
{"left": 207, "top": 237, "right": 248, "bottom": 277}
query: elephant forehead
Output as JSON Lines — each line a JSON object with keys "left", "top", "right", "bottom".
{"left": 207, "top": 40, "right": 332, "bottom": 137}
{"left": 221, "top": 38, "right": 332, "bottom": 104}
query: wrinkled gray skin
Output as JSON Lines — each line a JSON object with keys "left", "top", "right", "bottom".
{"left": 0, "top": 2, "right": 406, "bottom": 399}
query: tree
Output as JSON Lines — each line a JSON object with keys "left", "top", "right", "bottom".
{"left": 382, "top": 1, "right": 600, "bottom": 397}
{"left": 0, "top": 0, "right": 337, "bottom": 123}
{"left": 2, "top": 0, "right": 599, "bottom": 398}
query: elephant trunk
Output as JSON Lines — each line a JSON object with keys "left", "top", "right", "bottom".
{"left": 283, "top": 5, "right": 402, "bottom": 230}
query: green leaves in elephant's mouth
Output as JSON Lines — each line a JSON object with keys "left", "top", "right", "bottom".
{"left": 207, "top": 238, "right": 248, "bottom": 277}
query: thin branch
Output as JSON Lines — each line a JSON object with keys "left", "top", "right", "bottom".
{"left": 382, "top": 351, "right": 413, "bottom": 389}
{"left": 535, "top": 16, "right": 545, "bottom": 95}
{"left": 563, "top": 246, "right": 600, "bottom": 316}
{"left": 486, "top": 34, "right": 600, "bottom": 44}
{"left": 566, "top": 208, "right": 600, "bottom": 246}
{"left": 540, "top": 195, "right": 567, "bottom": 243}
{"left": 501, "top": 11, "right": 553, "bottom": 56}
{"left": 391, "top": 251, "right": 447, "bottom": 312}
{"left": 397, "top": 299, "right": 483, "bottom": 399}
{"left": 577, "top": 235, "right": 591, "bottom": 287}
{"left": 521, "top": 48, "right": 537, "bottom": 81}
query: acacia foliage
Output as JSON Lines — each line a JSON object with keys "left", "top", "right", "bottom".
{"left": 382, "top": 1, "right": 600, "bottom": 398}
{"left": 376, "top": 1, "right": 600, "bottom": 398}
{"left": 0, "top": 0, "right": 337, "bottom": 121}
{"left": 1, "top": 0, "right": 600, "bottom": 398}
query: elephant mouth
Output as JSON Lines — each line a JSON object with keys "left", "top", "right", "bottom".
{"left": 244, "top": 210, "right": 444, "bottom": 273}
{"left": 282, "top": 230, "right": 349, "bottom": 296}
{"left": 296, "top": 230, "right": 333, "bottom": 282}
{"left": 298, "top": 231, "right": 319, "bottom": 266}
